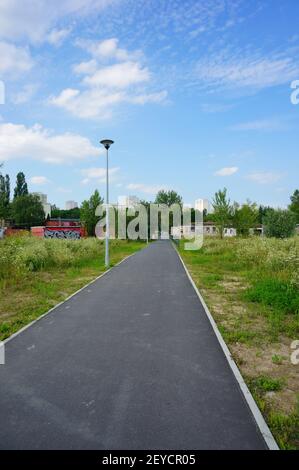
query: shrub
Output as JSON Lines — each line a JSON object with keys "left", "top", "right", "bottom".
{"left": 263, "top": 209, "right": 296, "bottom": 239}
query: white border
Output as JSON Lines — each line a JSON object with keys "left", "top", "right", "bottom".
{"left": 173, "top": 243, "right": 279, "bottom": 450}
{"left": 3, "top": 253, "right": 135, "bottom": 346}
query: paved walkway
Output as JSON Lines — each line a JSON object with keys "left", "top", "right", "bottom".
{"left": 0, "top": 241, "right": 268, "bottom": 449}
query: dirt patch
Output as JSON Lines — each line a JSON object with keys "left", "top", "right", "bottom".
{"left": 230, "top": 341, "right": 298, "bottom": 415}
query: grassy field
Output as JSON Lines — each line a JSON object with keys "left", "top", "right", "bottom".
{"left": 179, "top": 236, "right": 299, "bottom": 449}
{"left": 0, "top": 235, "right": 145, "bottom": 341}
{"left": 1, "top": 234, "right": 298, "bottom": 448}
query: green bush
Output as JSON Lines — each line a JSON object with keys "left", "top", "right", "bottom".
{"left": 263, "top": 209, "right": 296, "bottom": 239}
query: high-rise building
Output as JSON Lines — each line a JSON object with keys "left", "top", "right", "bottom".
{"left": 32, "top": 192, "right": 51, "bottom": 218}
{"left": 117, "top": 195, "right": 140, "bottom": 208}
{"left": 195, "top": 198, "right": 213, "bottom": 214}
{"left": 65, "top": 200, "right": 78, "bottom": 210}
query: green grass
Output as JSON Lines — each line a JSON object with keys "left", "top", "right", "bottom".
{"left": 248, "top": 380, "right": 299, "bottom": 449}
{"left": 250, "top": 375, "right": 284, "bottom": 393}
{"left": 268, "top": 408, "right": 299, "bottom": 450}
{"left": 272, "top": 354, "right": 286, "bottom": 365}
{"left": 0, "top": 237, "right": 145, "bottom": 340}
{"left": 179, "top": 236, "right": 299, "bottom": 337}
{"left": 245, "top": 278, "right": 299, "bottom": 315}
{"left": 179, "top": 235, "right": 299, "bottom": 449}
{"left": 219, "top": 326, "right": 257, "bottom": 344}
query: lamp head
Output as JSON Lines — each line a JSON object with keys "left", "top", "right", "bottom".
{"left": 100, "top": 139, "right": 114, "bottom": 150}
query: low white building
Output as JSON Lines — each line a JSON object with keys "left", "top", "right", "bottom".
{"left": 203, "top": 222, "right": 236, "bottom": 237}
{"left": 223, "top": 227, "right": 237, "bottom": 237}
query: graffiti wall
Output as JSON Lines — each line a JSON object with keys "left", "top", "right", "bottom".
{"left": 44, "top": 229, "right": 81, "bottom": 239}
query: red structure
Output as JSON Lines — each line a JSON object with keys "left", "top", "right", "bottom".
{"left": 31, "top": 219, "right": 87, "bottom": 239}
{"left": 3, "top": 228, "right": 29, "bottom": 237}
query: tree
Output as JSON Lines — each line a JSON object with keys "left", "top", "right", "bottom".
{"left": 263, "top": 209, "right": 296, "bottom": 238}
{"left": 80, "top": 190, "right": 104, "bottom": 236}
{"left": 233, "top": 201, "right": 258, "bottom": 237}
{"left": 51, "top": 206, "right": 80, "bottom": 219}
{"left": 289, "top": 189, "right": 299, "bottom": 223}
{"left": 14, "top": 172, "right": 28, "bottom": 198}
{"left": 0, "top": 173, "right": 10, "bottom": 220}
{"left": 258, "top": 205, "right": 273, "bottom": 224}
{"left": 11, "top": 194, "right": 45, "bottom": 228}
{"left": 155, "top": 190, "right": 182, "bottom": 207}
{"left": 154, "top": 190, "right": 183, "bottom": 236}
{"left": 212, "top": 188, "right": 233, "bottom": 238}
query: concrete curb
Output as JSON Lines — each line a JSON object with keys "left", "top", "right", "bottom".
{"left": 173, "top": 243, "right": 279, "bottom": 450}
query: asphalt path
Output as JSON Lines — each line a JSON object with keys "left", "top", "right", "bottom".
{"left": 0, "top": 240, "right": 267, "bottom": 449}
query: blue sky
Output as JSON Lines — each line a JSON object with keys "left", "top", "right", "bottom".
{"left": 0, "top": 0, "right": 298, "bottom": 209}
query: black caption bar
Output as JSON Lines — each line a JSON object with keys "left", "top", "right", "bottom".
{"left": 0, "top": 450, "right": 297, "bottom": 468}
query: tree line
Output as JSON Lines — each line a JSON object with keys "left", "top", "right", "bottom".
{"left": 0, "top": 169, "right": 45, "bottom": 228}
{"left": 1, "top": 166, "right": 298, "bottom": 238}
{"left": 209, "top": 188, "right": 298, "bottom": 239}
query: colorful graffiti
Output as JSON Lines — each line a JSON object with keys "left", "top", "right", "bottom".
{"left": 44, "top": 229, "right": 81, "bottom": 239}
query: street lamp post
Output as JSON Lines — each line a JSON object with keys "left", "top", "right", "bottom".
{"left": 100, "top": 139, "right": 114, "bottom": 268}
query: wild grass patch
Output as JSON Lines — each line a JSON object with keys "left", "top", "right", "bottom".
{"left": 179, "top": 235, "right": 299, "bottom": 449}
{"left": 250, "top": 375, "right": 284, "bottom": 393}
{"left": 245, "top": 278, "right": 299, "bottom": 315}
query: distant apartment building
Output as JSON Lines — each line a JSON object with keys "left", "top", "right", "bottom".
{"left": 118, "top": 195, "right": 140, "bottom": 208}
{"left": 32, "top": 192, "right": 51, "bottom": 218}
{"left": 195, "top": 198, "right": 213, "bottom": 214}
{"left": 65, "top": 200, "right": 78, "bottom": 210}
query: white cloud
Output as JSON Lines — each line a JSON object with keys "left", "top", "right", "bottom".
{"left": 73, "top": 60, "right": 98, "bottom": 75}
{"left": 83, "top": 62, "right": 150, "bottom": 89}
{"left": 215, "top": 166, "right": 239, "bottom": 176}
{"left": 195, "top": 48, "right": 299, "bottom": 91}
{"left": 50, "top": 87, "right": 167, "bottom": 119}
{"left": 29, "top": 176, "right": 50, "bottom": 185}
{"left": 0, "top": 0, "right": 114, "bottom": 43}
{"left": 47, "top": 27, "right": 71, "bottom": 46}
{"left": 126, "top": 183, "right": 168, "bottom": 195}
{"left": 0, "top": 122, "right": 101, "bottom": 164}
{"left": 81, "top": 38, "right": 134, "bottom": 62}
{"left": 49, "top": 88, "right": 80, "bottom": 106}
{"left": 51, "top": 48, "right": 167, "bottom": 118}
{"left": 0, "top": 41, "right": 33, "bottom": 76}
{"left": 12, "top": 84, "right": 38, "bottom": 104}
{"left": 50, "top": 36, "right": 167, "bottom": 119}
{"left": 128, "top": 91, "right": 168, "bottom": 105}
{"left": 49, "top": 88, "right": 124, "bottom": 119}
{"left": 230, "top": 118, "right": 286, "bottom": 131}
{"left": 246, "top": 172, "right": 285, "bottom": 184}
{"left": 200, "top": 103, "right": 234, "bottom": 113}
{"left": 81, "top": 166, "right": 120, "bottom": 184}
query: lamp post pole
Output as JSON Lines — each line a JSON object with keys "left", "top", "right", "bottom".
{"left": 100, "top": 139, "right": 114, "bottom": 268}
{"left": 105, "top": 145, "right": 109, "bottom": 268}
